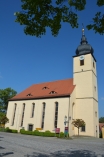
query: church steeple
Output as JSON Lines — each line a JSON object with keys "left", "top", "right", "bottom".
{"left": 76, "top": 27, "right": 94, "bottom": 56}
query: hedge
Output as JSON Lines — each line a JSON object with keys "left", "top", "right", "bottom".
{"left": 20, "top": 129, "right": 65, "bottom": 137}
{"left": 0, "top": 127, "right": 18, "bottom": 133}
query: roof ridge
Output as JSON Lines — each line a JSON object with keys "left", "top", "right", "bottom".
{"left": 32, "top": 78, "right": 73, "bottom": 86}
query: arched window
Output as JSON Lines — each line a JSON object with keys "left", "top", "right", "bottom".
{"left": 41, "top": 102, "right": 46, "bottom": 129}
{"left": 12, "top": 103, "right": 17, "bottom": 126}
{"left": 72, "top": 103, "right": 75, "bottom": 120}
{"left": 21, "top": 103, "right": 25, "bottom": 127}
{"left": 31, "top": 103, "right": 35, "bottom": 118}
{"left": 54, "top": 102, "right": 58, "bottom": 128}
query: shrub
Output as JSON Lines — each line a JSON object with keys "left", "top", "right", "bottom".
{"left": 33, "top": 130, "right": 40, "bottom": 136}
{"left": 59, "top": 132, "right": 64, "bottom": 137}
{"left": 20, "top": 129, "right": 26, "bottom": 134}
{"left": 20, "top": 130, "right": 33, "bottom": 135}
{"left": 34, "top": 130, "right": 39, "bottom": 132}
{"left": 99, "top": 132, "right": 102, "bottom": 138}
{"left": 19, "top": 129, "right": 66, "bottom": 138}
{"left": 11, "top": 129, "right": 18, "bottom": 133}
{"left": 45, "top": 130, "right": 51, "bottom": 133}
{"left": 5, "top": 127, "right": 12, "bottom": 133}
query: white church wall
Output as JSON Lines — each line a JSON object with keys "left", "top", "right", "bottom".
{"left": 93, "top": 100, "right": 99, "bottom": 137}
{"left": 6, "top": 97, "right": 70, "bottom": 133}
{"left": 75, "top": 98, "right": 96, "bottom": 136}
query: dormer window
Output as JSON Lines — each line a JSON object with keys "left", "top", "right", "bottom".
{"left": 49, "top": 91, "right": 57, "bottom": 94}
{"left": 27, "top": 93, "right": 32, "bottom": 96}
{"left": 42, "top": 87, "right": 49, "bottom": 90}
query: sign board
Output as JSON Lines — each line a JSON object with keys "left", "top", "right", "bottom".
{"left": 55, "top": 128, "right": 60, "bottom": 133}
{"left": 65, "top": 127, "right": 68, "bottom": 130}
{"left": 79, "top": 55, "right": 84, "bottom": 60}
{"left": 64, "top": 127, "right": 68, "bottom": 135}
{"left": 36, "top": 128, "right": 42, "bottom": 130}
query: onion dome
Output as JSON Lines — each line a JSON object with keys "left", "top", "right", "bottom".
{"left": 76, "top": 28, "right": 94, "bottom": 55}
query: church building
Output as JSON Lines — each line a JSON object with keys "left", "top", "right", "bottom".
{"left": 6, "top": 30, "right": 99, "bottom": 137}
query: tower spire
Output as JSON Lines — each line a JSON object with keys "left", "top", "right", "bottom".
{"left": 82, "top": 23, "right": 85, "bottom": 36}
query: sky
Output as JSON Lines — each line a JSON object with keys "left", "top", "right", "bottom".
{"left": 0, "top": 0, "right": 104, "bottom": 117}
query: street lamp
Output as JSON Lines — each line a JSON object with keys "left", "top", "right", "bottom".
{"left": 64, "top": 116, "right": 67, "bottom": 126}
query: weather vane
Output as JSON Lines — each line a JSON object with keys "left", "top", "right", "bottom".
{"left": 82, "top": 23, "right": 85, "bottom": 35}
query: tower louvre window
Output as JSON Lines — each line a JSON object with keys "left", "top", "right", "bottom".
{"left": 80, "top": 60, "right": 84, "bottom": 66}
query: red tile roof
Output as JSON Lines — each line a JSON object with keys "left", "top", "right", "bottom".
{"left": 10, "top": 78, "right": 75, "bottom": 101}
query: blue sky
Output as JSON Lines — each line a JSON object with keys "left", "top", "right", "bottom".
{"left": 0, "top": 1, "right": 104, "bottom": 117}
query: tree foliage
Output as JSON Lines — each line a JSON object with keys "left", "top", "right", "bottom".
{"left": 72, "top": 119, "right": 85, "bottom": 135}
{"left": 0, "top": 88, "right": 17, "bottom": 112}
{"left": 14, "top": 0, "right": 104, "bottom": 37}
{"left": 99, "top": 117, "right": 104, "bottom": 123}
{"left": 0, "top": 112, "right": 9, "bottom": 126}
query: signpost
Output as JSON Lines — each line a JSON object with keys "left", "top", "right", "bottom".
{"left": 64, "top": 127, "right": 68, "bottom": 137}
{"left": 36, "top": 128, "right": 42, "bottom": 131}
{"left": 55, "top": 128, "right": 60, "bottom": 133}
{"left": 55, "top": 128, "right": 60, "bottom": 137}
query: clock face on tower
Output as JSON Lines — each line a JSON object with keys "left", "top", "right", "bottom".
{"left": 79, "top": 55, "right": 84, "bottom": 60}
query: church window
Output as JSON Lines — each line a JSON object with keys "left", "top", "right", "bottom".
{"left": 12, "top": 103, "right": 17, "bottom": 126}
{"left": 80, "top": 60, "right": 84, "bottom": 66}
{"left": 93, "top": 62, "right": 95, "bottom": 68}
{"left": 31, "top": 103, "right": 35, "bottom": 118}
{"left": 21, "top": 103, "right": 25, "bottom": 127}
{"left": 81, "top": 126, "right": 86, "bottom": 132}
{"left": 54, "top": 102, "right": 58, "bottom": 128}
{"left": 41, "top": 103, "right": 46, "bottom": 129}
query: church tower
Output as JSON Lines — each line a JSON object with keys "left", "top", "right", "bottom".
{"left": 73, "top": 29, "right": 99, "bottom": 137}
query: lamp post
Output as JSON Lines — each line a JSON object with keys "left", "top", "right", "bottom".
{"left": 64, "top": 115, "right": 67, "bottom": 126}
{"left": 64, "top": 116, "right": 71, "bottom": 137}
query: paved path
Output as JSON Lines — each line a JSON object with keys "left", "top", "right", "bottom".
{"left": 0, "top": 132, "right": 104, "bottom": 157}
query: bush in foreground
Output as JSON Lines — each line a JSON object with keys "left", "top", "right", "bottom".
{"left": 0, "top": 127, "right": 18, "bottom": 133}
{"left": 20, "top": 129, "right": 65, "bottom": 138}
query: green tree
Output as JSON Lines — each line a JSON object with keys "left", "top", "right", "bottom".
{"left": 14, "top": 0, "right": 104, "bottom": 37}
{"left": 99, "top": 117, "right": 104, "bottom": 123}
{"left": 0, "top": 88, "right": 17, "bottom": 113}
{"left": 0, "top": 112, "right": 9, "bottom": 126}
{"left": 72, "top": 119, "right": 85, "bottom": 136}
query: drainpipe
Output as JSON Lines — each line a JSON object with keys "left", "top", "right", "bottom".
{"left": 68, "top": 96, "right": 70, "bottom": 136}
